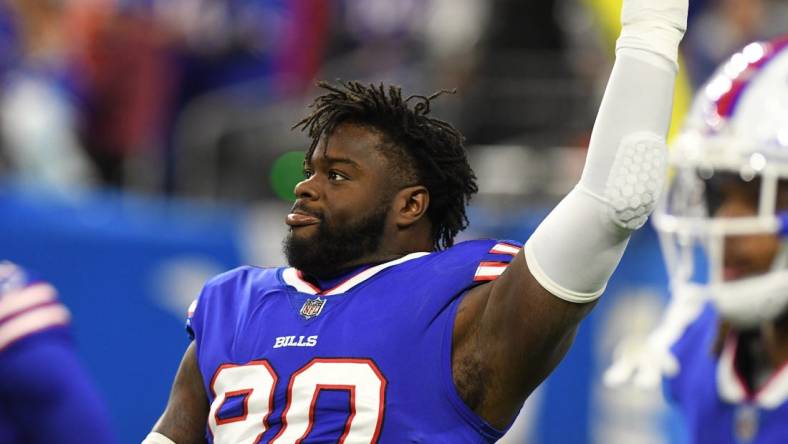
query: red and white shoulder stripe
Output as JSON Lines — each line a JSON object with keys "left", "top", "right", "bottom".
{"left": 473, "top": 242, "right": 523, "bottom": 282}
{"left": 0, "top": 283, "right": 71, "bottom": 352}
{"left": 488, "top": 242, "right": 521, "bottom": 257}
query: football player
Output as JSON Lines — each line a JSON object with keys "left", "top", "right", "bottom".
{"left": 0, "top": 261, "right": 116, "bottom": 443}
{"left": 145, "top": 0, "right": 689, "bottom": 442}
{"left": 605, "top": 37, "right": 788, "bottom": 443}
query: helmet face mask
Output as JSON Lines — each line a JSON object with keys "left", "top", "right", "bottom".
{"left": 656, "top": 161, "right": 788, "bottom": 328}
{"left": 654, "top": 36, "right": 788, "bottom": 328}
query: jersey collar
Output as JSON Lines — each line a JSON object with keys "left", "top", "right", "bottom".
{"left": 281, "top": 252, "right": 431, "bottom": 296}
{"left": 717, "top": 333, "right": 788, "bottom": 409}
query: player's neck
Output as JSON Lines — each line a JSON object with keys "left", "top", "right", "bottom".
{"left": 301, "top": 263, "right": 374, "bottom": 291}
{"left": 299, "top": 231, "right": 434, "bottom": 282}
{"left": 380, "top": 221, "right": 434, "bottom": 259}
{"left": 299, "top": 250, "right": 406, "bottom": 290}
{"left": 336, "top": 233, "right": 433, "bottom": 273}
{"left": 300, "top": 241, "right": 430, "bottom": 284}
{"left": 762, "top": 313, "right": 788, "bottom": 368}
{"left": 735, "top": 330, "right": 771, "bottom": 391}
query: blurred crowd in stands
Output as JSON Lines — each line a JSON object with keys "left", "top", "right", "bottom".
{"left": 0, "top": 0, "right": 785, "bottom": 201}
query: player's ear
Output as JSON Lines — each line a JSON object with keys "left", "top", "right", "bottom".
{"left": 393, "top": 185, "right": 429, "bottom": 228}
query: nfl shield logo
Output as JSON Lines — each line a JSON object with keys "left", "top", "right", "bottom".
{"left": 299, "top": 297, "right": 326, "bottom": 320}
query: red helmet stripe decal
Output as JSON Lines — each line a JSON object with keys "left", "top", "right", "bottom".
{"left": 714, "top": 37, "right": 788, "bottom": 119}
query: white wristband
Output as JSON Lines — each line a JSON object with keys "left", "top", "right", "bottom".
{"left": 616, "top": 0, "right": 687, "bottom": 70}
{"left": 142, "top": 432, "right": 176, "bottom": 444}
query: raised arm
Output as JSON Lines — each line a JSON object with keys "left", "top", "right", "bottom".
{"left": 453, "top": 0, "right": 688, "bottom": 428}
{"left": 143, "top": 342, "right": 209, "bottom": 444}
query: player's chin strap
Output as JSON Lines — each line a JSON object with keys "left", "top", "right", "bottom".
{"left": 711, "top": 270, "right": 788, "bottom": 328}
{"left": 524, "top": 0, "right": 687, "bottom": 304}
{"left": 710, "top": 238, "right": 788, "bottom": 328}
{"left": 142, "top": 432, "right": 176, "bottom": 444}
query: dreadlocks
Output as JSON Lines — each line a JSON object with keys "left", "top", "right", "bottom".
{"left": 294, "top": 80, "right": 478, "bottom": 250}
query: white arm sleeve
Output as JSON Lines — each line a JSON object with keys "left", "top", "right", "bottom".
{"left": 524, "top": 0, "right": 686, "bottom": 303}
{"left": 142, "top": 432, "right": 177, "bottom": 444}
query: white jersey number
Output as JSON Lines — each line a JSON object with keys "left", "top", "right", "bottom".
{"left": 209, "top": 358, "right": 387, "bottom": 444}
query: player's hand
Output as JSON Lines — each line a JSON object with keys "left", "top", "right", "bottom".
{"left": 603, "top": 283, "right": 707, "bottom": 389}
{"left": 603, "top": 334, "right": 679, "bottom": 390}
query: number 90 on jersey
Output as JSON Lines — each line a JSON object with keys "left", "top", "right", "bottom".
{"left": 209, "top": 358, "right": 387, "bottom": 443}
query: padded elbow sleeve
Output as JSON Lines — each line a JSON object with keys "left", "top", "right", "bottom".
{"left": 525, "top": 132, "right": 667, "bottom": 303}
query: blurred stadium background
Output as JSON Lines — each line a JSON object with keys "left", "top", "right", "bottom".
{"left": 0, "top": 0, "right": 786, "bottom": 442}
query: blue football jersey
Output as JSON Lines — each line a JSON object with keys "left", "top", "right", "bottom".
{"left": 665, "top": 303, "right": 788, "bottom": 444}
{"left": 0, "top": 262, "right": 116, "bottom": 443}
{"left": 187, "top": 239, "right": 523, "bottom": 443}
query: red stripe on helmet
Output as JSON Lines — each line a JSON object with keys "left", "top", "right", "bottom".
{"left": 714, "top": 37, "right": 788, "bottom": 119}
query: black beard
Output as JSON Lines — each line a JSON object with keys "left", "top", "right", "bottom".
{"left": 283, "top": 204, "right": 389, "bottom": 278}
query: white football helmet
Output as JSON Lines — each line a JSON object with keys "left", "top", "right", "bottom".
{"left": 653, "top": 36, "right": 788, "bottom": 328}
